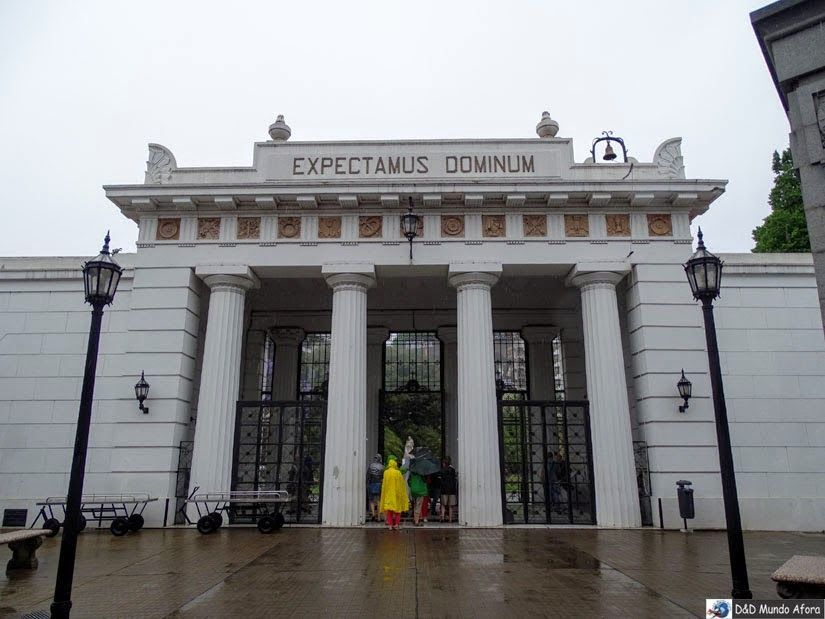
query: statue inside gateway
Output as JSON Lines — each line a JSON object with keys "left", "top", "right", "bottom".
{"left": 177, "top": 330, "right": 609, "bottom": 525}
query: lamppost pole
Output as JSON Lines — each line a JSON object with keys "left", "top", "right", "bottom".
{"left": 700, "top": 297, "right": 752, "bottom": 599}
{"left": 684, "top": 228, "right": 751, "bottom": 600}
{"left": 51, "top": 233, "right": 122, "bottom": 618}
{"left": 50, "top": 301, "right": 105, "bottom": 618}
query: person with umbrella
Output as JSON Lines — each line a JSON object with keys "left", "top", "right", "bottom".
{"left": 408, "top": 446, "right": 441, "bottom": 526}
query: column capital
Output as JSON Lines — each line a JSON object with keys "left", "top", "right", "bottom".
{"left": 437, "top": 326, "right": 458, "bottom": 343}
{"left": 447, "top": 272, "right": 501, "bottom": 290}
{"left": 565, "top": 263, "right": 629, "bottom": 289}
{"left": 322, "top": 263, "right": 376, "bottom": 291}
{"left": 249, "top": 315, "right": 273, "bottom": 331}
{"left": 268, "top": 327, "right": 305, "bottom": 346}
{"left": 195, "top": 264, "right": 260, "bottom": 291}
{"left": 367, "top": 327, "right": 389, "bottom": 345}
{"left": 448, "top": 262, "right": 502, "bottom": 291}
{"left": 521, "top": 325, "right": 559, "bottom": 344}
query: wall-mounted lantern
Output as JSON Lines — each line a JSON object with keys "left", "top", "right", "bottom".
{"left": 135, "top": 371, "right": 150, "bottom": 414}
{"left": 401, "top": 196, "right": 422, "bottom": 260}
{"left": 677, "top": 369, "right": 692, "bottom": 413}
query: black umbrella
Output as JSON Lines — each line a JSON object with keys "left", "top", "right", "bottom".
{"left": 408, "top": 447, "right": 440, "bottom": 475}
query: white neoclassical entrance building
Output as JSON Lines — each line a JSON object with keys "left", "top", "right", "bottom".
{"left": 2, "top": 113, "right": 824, "bottom": 531}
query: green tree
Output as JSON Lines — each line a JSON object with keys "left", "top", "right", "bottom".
{"left": 752, "top": 147, "right": 810, "bottom": 252}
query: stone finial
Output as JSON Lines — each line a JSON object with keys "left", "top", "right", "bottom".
{"left": 536, "top": 111, "right": 559, "bottom": 138}
{"left": 268, "top": 115, "right": 292, "bottom": 141}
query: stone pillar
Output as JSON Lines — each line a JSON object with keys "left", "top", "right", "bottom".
{"left": 321, "top": 265, "right": 375, "bottom": 526}
{"left": 448, "top": 264, "right": 502, "bottom": 526}
{"left": 189, "top": 266, "right": 259, "bottom": 494}
{"left": 438, "top": 326, "right": 458, "bottom": 463}
{"left": 366, "top": 327, "right": 388, "bottom": 463}
{"left": 241, "top": 317, "right": 270, "bottom": 400}
{"left": 521, "top": 326, "right": 558, "bottom": 400}
{"left": 568, "top": 267, "right": 640, "bottom": 527}
{"left": 270, "top": 328, "right": 304, "bottom": 400}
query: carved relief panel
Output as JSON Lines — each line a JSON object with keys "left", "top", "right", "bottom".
{"left": 606, "top": 214, "right": 631, "bottom": 237}
{"left": 522, "top": 214, "right": 547, "bottom": 237}
{"left": 359, "top": 216, "right": 383, "bottom": 238}
{"left": 278, "top": 217, "right": 301, "bottom": 239}
{"left": 197, "top": 218, "right": 221, "bottom": 240}
{"left": 237, "top": 217, "right": 260, "bottom": 240}
{"left": 318, "top": 216, "right": 342, "bottom": 239}
{"left": 564, "top": 214, "right": 589, "bottom": 237}
{"left": 441, "top": 215, "right": 465, "bottom": 237}
{"left": 647, "top": 214, "right": 672, "bottom": 236}
{"left": 156, "top": 218, "right": 181, "bottom": 241}
{"left": 482, "top": 215, "right": 506, "bottom": 238}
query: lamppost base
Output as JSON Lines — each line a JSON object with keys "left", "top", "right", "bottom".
{"left": 51, "top": 599, "right": 72, "bottom": 618}
{"left": 732, "top": 587, "right": 753, "bottom": 600}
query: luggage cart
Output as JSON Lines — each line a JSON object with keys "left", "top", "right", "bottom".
{"left": 31, "top": 494, "right": 158, "bottom": 537}
{"left": 182, "top": 487, "right": 290, "bottom": 534}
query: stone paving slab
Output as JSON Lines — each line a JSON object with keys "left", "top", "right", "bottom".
{"left": 1, "top": 527, "right": 822, "bottom": 618}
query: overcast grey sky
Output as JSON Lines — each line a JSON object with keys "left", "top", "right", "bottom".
{"left": 0, "top": 0, "right": 789, "bottom": 257}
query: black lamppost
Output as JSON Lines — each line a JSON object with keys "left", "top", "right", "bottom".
{"left": 683, "top": 228, "right": 752, "bottom": 599}
{"left": 401, "top": 197, "right": 422, "bottom": 260}
{"left": 51, "top": 232, "right": 122, "bottom": 618}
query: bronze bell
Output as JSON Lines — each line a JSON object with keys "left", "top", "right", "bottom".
{"left": 603, "top": 142, "right": 617, "bottom": 161}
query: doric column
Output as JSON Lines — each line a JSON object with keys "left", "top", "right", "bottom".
{"left": 366, "top": 327, "right": 388, "bottom": 463}
{"left": 270, "top": 328, "right": 304, "bottom": 400}
{"left": 448, "top": 264, "right": 502, "bottom": 526}
{"left": 437, "top": 326, "right": 458, "bottom": 463}
{"left": 241, "top": 316, "right": 270, "bottom": 400}
{"left": 321, "top": 264, "right": 375, "bottom": 525}
{"left": 521, "top": 326, "right": 559, "bottom": 400}
{"left": 189, "top": 266, "right": 259, "bottom": 494}
{"left": 568, "top": 267, "right": 640, "bottom": 527}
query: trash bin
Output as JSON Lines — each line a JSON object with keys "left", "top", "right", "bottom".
{"left": 676, "top": 480, "right": 694, "bottom": 530}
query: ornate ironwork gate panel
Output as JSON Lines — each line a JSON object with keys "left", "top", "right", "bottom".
{"left": 380, "top": 332, "right": 443, "bottom": 459}
{"left": 232, "top": 400, "right": 326, "bottom": 523}
{"left": 174, "top": 440, "right": 193, "bottom": 524}
{"left": 498, "top": 400, "right": 595, "bottom": 525}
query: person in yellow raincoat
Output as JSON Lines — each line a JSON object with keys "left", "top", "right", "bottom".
{"left": 379, "top": 456, "right": 409, "bottom": 530}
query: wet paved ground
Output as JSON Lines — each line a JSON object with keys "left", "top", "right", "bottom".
{"left": 2, "top": 526, "right": 824, "bottom": 618}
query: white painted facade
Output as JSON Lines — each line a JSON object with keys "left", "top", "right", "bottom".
{"left": 1, "top": 115, "right": 824, "bottom": 530}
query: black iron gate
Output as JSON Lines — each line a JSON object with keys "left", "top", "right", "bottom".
{"left": 498, "top": 399, "right": 596, "bottom": 525}
{"left": 231, "top": 400, "right": 326, "bottom": 523}
{"left": 379, "top": 387, "right": 444, "bottom": 460}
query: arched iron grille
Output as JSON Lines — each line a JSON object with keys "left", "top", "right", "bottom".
{"left": 380, "top": 332, "right": 443, "bottom": 459}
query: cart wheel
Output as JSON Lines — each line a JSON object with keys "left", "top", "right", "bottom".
{"left": 78, "top": 515, "right": 87, "bottom": 532}
{"left": 44, "top": 518, "right": 61, "bottom": 537}
{"left": 208, "top": 512, "right": 223, "bottom": 528}
{"left": 196, "top": 515, "right": 216, "bottom": 535}
{"left": 128, "top": 514, "right": 145, "bottom": 532}
{"left": 273, "top": 513, "right": 285, "bottom": 530}
{"left": 110, "top": 517, "right": 130, "bottom": 537}
{"left": 257, "top": 515, "right": 276, "bottom": 534}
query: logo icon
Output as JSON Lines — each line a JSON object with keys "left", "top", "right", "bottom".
{"left": 706, "top": 599, "right": 731, "bottom": 618}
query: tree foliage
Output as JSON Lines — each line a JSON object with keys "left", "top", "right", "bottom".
{"left": 752, "top": 148, "right": 810, "bottom": 253}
